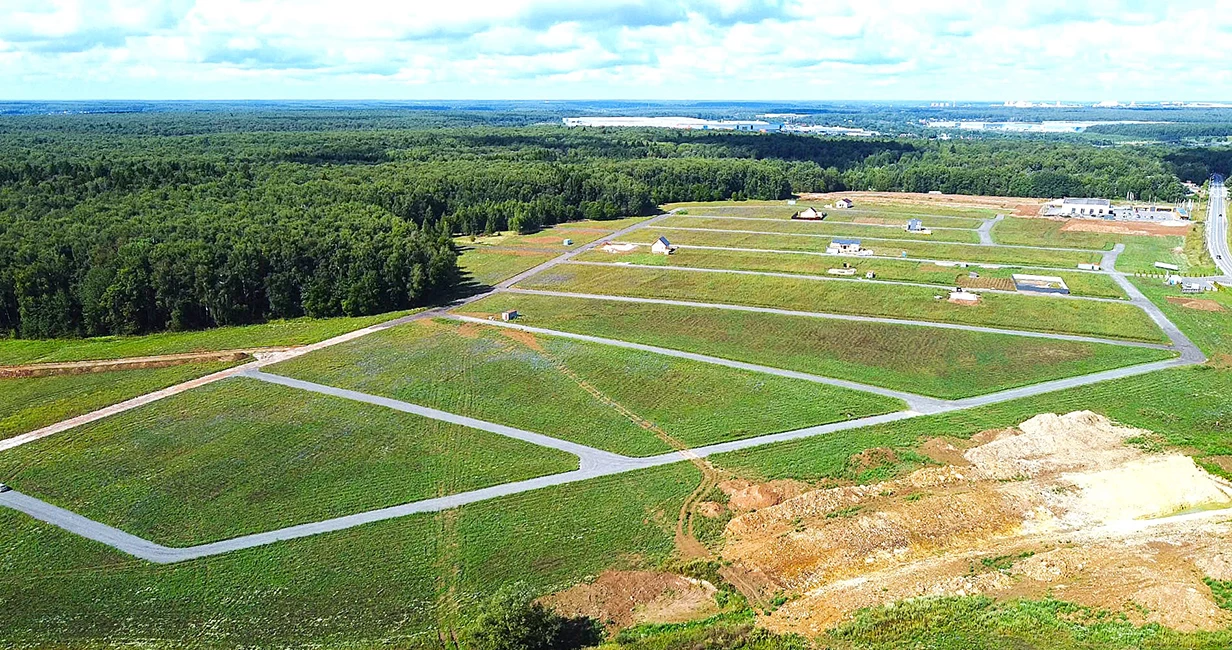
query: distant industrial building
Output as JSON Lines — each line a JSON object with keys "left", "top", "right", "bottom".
{"left": 1058, "top": 198, "right": 1112, "bottom": 217}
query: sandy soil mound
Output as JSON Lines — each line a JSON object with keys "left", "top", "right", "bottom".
{"left": 1167, "top": 296, "right": 1227, "bottom": 312}
{"left": 1061, "top": 219, "right": 1191, "bottom": 237}
{"left": 720, "top": 479, "right": 807, "bottom": 512}
{"left": 541, "top": 571, "right": 719, "bottom": 630}
{"left": 720, "top": 411, "right": 1232, "bottom": 635}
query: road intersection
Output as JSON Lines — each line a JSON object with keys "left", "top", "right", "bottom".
{"left": 0, "top": 207, "right": 1211, "bottom": 563}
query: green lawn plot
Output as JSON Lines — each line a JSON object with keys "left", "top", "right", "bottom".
{"left": 714, "top": 364, "right": 1232, "bottom": 483}
{"left": 0, "top": 362, "right": 236, "bottom": 441}
{"left": 573, "top": 247, "right": 1128, "bottom": 299}
{"left": 0, "top": 377, "right": 578, "bottom": 546}
{"left": 0, "top": 311, "right": 413, "bottom": 366}
{"left": 461, "top": 217, "right": 647, "bottom": 251}
{"left": 626, "top": 227, "right": 1105, "bottom": 269}
{"left": 457, "top": 294, "right": 1174, "bottom": 400}
{"left": 456, "top": 246, "right": 558, "bottom": 287}
{"left": 990, "top": 216, "right": 1119, "bottom": 249}
{"left": 823, "top": 596, "right": 1232, "bottom": 650}
{"left": 1115, "top": 236, "right": 1191, "bottom": 274}
{"left": 516, "top": 263, "right": 1168, "bottom": 343}
{"left": 267, "top": 318, "right": 900, "bottom": 457}
{"left": 1132, "top": 278, "right": 1232, "bottom": 359}
{"left": 806, "top": 211, "right": 986, "bottom": 229}
{"left": 0, "top": 462, "right": 700, "bottom": 647}
{"left": 660, "top": 216, "right": 982, "bottom": 243}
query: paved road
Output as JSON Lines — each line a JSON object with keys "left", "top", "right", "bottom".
{"left": 1102, "top": 244, "right": 1206, "bottom": 364}
{"left": 563, "top": 260, "right": 1129, "bottom": 303}
{"left": 504, "top": 288, "right": 1173, "bottom": 350}
{"left": 1208, "top": 179, "right": 1232, "bottom": 277}
{"left": 978, "top": 215, "right": 1002, "bottom": 245}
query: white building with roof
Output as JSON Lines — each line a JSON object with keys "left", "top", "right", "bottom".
{"left": 1059, "top": 198, "right": 1112, "bottom": 217}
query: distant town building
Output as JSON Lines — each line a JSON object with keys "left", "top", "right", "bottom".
{"left": 651, "top": 236, "right": 677, "bottom": 255}
{"left": 1058, "top": 198, "right": 1112, "bottom": 217}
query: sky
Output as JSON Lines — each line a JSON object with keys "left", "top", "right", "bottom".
{"left": 2, "top": 0, "right": 1231, "bottom": 101}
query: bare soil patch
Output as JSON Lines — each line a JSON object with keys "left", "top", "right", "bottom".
{"left": 1167, "top": 296, "right": 1227, "bottom": 312}
{"left": 498, "top": 328, "right": 544, "bottom": 351}
{"left": 1061, "top": 219, "right": 1191, "bottom": 237}
{"left": 720, "top": 411, "right": 1232, "bottom": 635}
{"left": 541, "top": 571, "right": 719, "bottom": 630}
{"left": 797, "top": 191, "right": 1044, "bottom": 214}
{"left": 957, "top": 276, "right": 1016, "bottom": 291}
{"left": 0, "top": 349, "right": 279, "bottom": 378}
{"left": 720, "top": 479, "right": 808, "bottom": 513}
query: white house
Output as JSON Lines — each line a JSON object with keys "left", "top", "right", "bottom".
{"left": 1059, "top": 197, "right": 1111, "bottom": 217}
{"left": 651, "top": 236, "right": 677, "bottom": 255}
{"left": 905, "top": 218, "right": 931, "bottom": 234}
{"left": 826, "top": 238, "right": 869, "bottom": 256}
{"left": 792, "top": 207, "right": 825, "bottom": 221}
{"left": 834, "top": 198, "right": 854, "bottom": 209}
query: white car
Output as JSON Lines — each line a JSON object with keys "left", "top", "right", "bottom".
{"left": 0, "top": 483, "right": 10, "bottom": 493}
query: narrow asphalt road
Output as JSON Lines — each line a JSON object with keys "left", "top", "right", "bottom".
{"left": 1208, "top": 179, "right": 1232, "bottom": 277}
{"left": 503, "top": 288, "right": 1174, "bottom": 350}
{"left": 978, "top": 215, "right": 1003, "bottom": 245}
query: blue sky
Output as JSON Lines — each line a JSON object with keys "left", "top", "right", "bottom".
{"left": 1, "top": 0, "right": 1228, "bottom": 101}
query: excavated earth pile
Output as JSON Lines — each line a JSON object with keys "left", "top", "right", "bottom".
{"left": 720, "top": 411, "right": 1232, "bottom": 635}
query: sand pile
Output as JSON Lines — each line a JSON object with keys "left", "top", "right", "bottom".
{"left": 719, "top": 411, "right": 1232, "bottom": 635}
{"left": 541, "top": 571, "right": 719, "bottom": 630}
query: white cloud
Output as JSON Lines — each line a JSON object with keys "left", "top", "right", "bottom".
{"left": 0, "top": 0, "right": 1228, "bottom": 99}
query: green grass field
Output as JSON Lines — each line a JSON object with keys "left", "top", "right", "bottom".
{"left": 574, "top": 247, "right": 1128, "bottom": 299}
{"left": 627, "top": 227, "right": 1105, "bottom": 268}
{"left": 0, "top": 462, "right": 700, "bottom": 647}
{"left": 990, "top": 216, "right": 1122, "bottom": 249}
{"left": 0, "top": 362, "right": 236, "bottom": 441}
{"left": 516, "top": 263, "right": 1169, "bottom": 343}
{"left": 1131, "top": 278, "right": 1232, "bottom": 358}
{"left": 0, "top": 377, "right": 578, "bottom": 546}
{"left": 0, "top": 311, "right": 413, "bottom": 366}
{"left": 457, "top": 293, "right": 1173, "bottom": 400}
{"left": 268, "top": 318, "right": 900, "bottom": 456}
{"left": 456, "top": 247, "right": 558, "bottom": 286}
{"left": 660, "top": 216, "right": 982, "bottom": 243}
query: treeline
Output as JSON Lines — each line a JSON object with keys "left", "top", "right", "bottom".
{"left": 0, "top": 117, "right": 1193, "bottom": 338}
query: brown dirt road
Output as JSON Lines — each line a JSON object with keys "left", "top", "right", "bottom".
{"left": 0, "top": 348, "right": 295, "bottom": 379}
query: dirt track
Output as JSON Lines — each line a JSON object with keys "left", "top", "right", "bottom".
{"left": 0, "top": 348, "right": 295, "bottom": 379}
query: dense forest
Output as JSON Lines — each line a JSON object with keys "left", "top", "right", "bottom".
{"left": 0, "top": 109, "right": 1211, "bottom": 339}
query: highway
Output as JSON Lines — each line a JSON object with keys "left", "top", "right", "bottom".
{"left": 1208, "top": 176, "right": 1232, "bottom": 277}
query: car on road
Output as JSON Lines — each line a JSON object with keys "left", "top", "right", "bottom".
{"left": 0, "top": 483, "right": 10, "bottom": 493}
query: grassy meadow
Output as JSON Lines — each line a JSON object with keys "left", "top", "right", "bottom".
{"left": 0, "top": 311, "right": 414, "bottom": 366}
{"left": 0, "top": 377, "right": 578, "bottom": 545}
{"left": 0, "top": 361, "right": 236, "bottom": 441}
{"left": 268, "top": 318, "right": 900, "bottom": 456}
{"left": 458, "top": 293, "right": 1173, "bottom": 400}
{"left": 660, "top": 215, "right": 983, "bottom": 243}
{"left": 1131, "top": 278, "right": 1232, "bottom": 359}
{"left": 0, "top": 462, "right": 700, "bottom": 647}
{"left": 456, "top": 247, "right": 558, "bottom": 287}
{"left": 516, "top": 263, "right": 1169, "bottom": 343}
{"left": 574, "top": 247, "right": 1128, "bottom": 299}
{"left": 626, "top": 227, "right": 1105, "bottom": 268}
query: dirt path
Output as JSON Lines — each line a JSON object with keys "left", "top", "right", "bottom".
{"left": 0, "top": 348, "right": 295, "bottom": 379}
